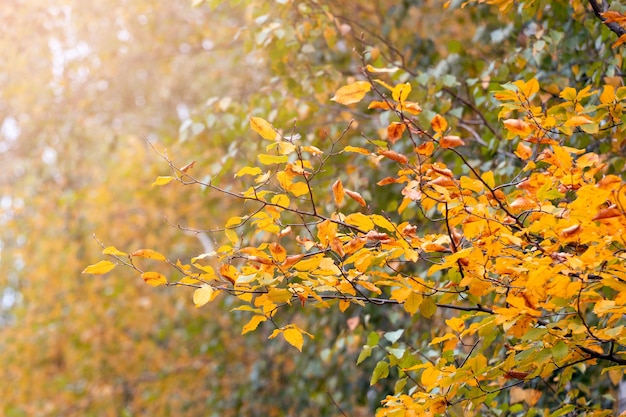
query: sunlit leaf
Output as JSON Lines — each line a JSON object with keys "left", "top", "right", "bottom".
{"left": 102, "top": 246, "right": 128, "bottom": 257}
{"left": 331, "top": 81, "right": 371, "bottom": 105}
{"left": 193, "top": 285, "right": 218, "bottom": 307}
{"left": 258, "top": 154, "right": 288, "bottom": 165}
{"left": 82, "top": 260, "right": 116, "bottom": 275}
{"left": 141, "top": 271, "right": 168, "bottom": 287}
{"left": 152, "top": 176, "right": 174, "bottom": 187}
{"left": 235, "top": 166, "right": 263, "bottom": 177}
{"left": 250, "top": 117, "right": 278, "bottom": 140}
{"left": 345, "top": 189, "right": 367, "bottom": 207}
{"left": 131, "top": 249, "right": 167, "bottom": 261}
{"left": 332, "top": 179, "right": 344, "bottom": 205}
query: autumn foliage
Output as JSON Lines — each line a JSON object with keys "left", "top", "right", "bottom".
{"left": 6, "top": 0, "right": 626, "bottom": 416}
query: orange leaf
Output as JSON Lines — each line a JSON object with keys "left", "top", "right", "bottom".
{"left": 415, "top": 142, "right": 435, "bottom": 155}
{"left": 379, "top": 149, "right": 408, "bottom": 164}
{"left": 612, "top": 34, "right": 626, "bottom": 48}
{"left": 131, "top": 249, "right": 166, "bottom": 261}
{"left": 345, "top": 189, "right": 367, "bottom": 207}
{"left": 332, "top": 179, "right": 345, "bottom": 205}
{"left": 597, "top": 175, "right": 622, "bottom": 190}
{"left": 509, "top": 197, "right": 536, "bottom": 210}
{"left": 269, "top": 242, "right": 287, "bottom": 262}
{"left": 592, "top": 207, "right": 622, "bottom": 221}
{"left": 386, "top": 122, "right": 406, "bottom": 144}
{"left": 141, "top": 271, "right": 168, "bottom": 287}
{"left": 331, "top": 81, "right": 371, "bottom": 105}
{"left": 503, "top": 119, "right": 532, "bottom": 136}
{"left": 368, "top": 100, "right": 394, "bottom": 110}
{"left": 431, "top": 114, "right": 448, "bottom": 133}
{"left": 399, "top": 101, "right": 422, "bottom": 115}
{"left": 515, "top": 142, "right": 532, "bottom": 160}
{"left": 440, "top": 135, "right": 465, "bottom": 148}
{"left": 603, "top": 11, "right": 626, "bottom": 24}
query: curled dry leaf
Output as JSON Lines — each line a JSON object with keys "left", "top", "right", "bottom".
{"left": 592, "top": 207, "right": 622, "bottom": 221}
{"left": 379, "top": 149, "right": 408, "bottom": 164}
{"left": 332, "top": 179, "right": 344, "bottom": 205}
{"left": 503, "top": 119, "right": 532, "bottom": 136}
{"left": 386, "top": 122, "right": 406, "bottom": 144}
{"left": 560, "top": 224, "right": 582, "bottom": 238}
{"left": 431, "top": 114, "right": 448, "bottom": 133}
{"left": 345, "top": 189, "right": 367, "bottom": 207}
{"left": 439, "top": 135, "right": 465, "bottom": 148}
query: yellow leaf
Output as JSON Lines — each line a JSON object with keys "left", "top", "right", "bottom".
{"left": 193, "top": 285, "right": 218, "bottom": 307}
{"left": 404, "top": 292, "right": 422, "bottom": 315}
{"left": 271, "top": 194, "right": 290, "bottom": 208}
{"left": 288, "top": 182, "right": 309, "bottom": 197}
{"left": 370, "top": 214, "right": 395, "bottom": 231}
{"left": 82, "top": 260, "right": 116, "bottom": 275}
{"left": 331, "top": 81, "right": 371, "bottom": 105}
{"left": 332, "top": 179, "right": 344, "bottom": 205}
{"left": 365, "top": 64, "right": 399, "bottom": 73}
{"left": 520, "top": 78, "right": 539, "bottom": 98}
{"left": 564, "top": 115, "right": 593, "bottom": 127}
{"left": 421, "top": 366, "right": 440, "bottom": 388}
{"left": 345, "top": 212, "right": 375, "bottom": 231}
{"left": 268, "top": 288, "right": 292, "bottom": 303}
{"left": 241, "top": 315, "right": 267, "bottom": 334}
{"left": 258, "top": 154, "right": 288, "bottom": 165}
{"left": 151, "top": 176, "right": 174, "bottom": 187}
{"left": 102, "top": 246, "right": 128, "bottom": 257}
{"left": 141, "top": 271, "right": 168, "bottom": 287}
{"left": 131, "top": 249, "right": 166, "bottom": 261}
{"left": 343, "top": 146, "right": 370, "bottom": 155}
{"left": 481, "top": 171, "right": 495, "bottom": 189}
{"left": 431, "top": 114, "right": 448, "bottom": 133}
{"left": 283, "top": 328, "right": 304, "bottom": 351}
{"left": 250, "top": 117, "right": 278, "bottom": 140}
{"left": 225, "top": 228, "right": 239, "bottom": 244}
{"left": 235, "top": 166, "right": 263, "bottom": 177}
{"left": 392, "top": 82, "right": 411, "bottom": 102}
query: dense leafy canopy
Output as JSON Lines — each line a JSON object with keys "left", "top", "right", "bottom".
{"left": 4, "top": 0, "right": 626, "bottom": 415}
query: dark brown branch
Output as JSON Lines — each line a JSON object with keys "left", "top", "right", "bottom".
{"left": 588, "top": 0, "right": 626, "bottom": 37}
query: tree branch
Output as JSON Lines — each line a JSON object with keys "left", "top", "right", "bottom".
{"left": 588, "top": 0, "right": 626, "bottom": 37}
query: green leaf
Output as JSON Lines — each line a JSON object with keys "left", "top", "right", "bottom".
{"left": 370, "top": 360, "right": 389, "bottom": 385}
{"left": 357, "top": 345, "right": 372, "bottom": 365}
